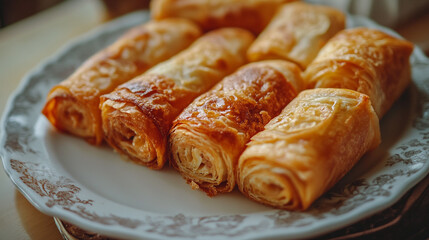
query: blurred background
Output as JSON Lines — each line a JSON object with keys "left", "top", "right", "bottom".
{"left": 1, "top": 0, "right": 429, "bottom": 28}
{"left": 0, "top": 0, "right": 150, "bottom": 28}
{"left": 0, "top": 0, "right": 63, "bottom": 27}
{"left": 1, "top": 0, "right": 428, "bottom": 53}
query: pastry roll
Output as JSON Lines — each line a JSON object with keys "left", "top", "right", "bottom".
{"left": 170, "top": 60, "right": 304, "bottom": 196}
{"left": 247, "top": 2, "right": 345, "bottom": 69}
{"left": 304, "top": 27, "right": 414, "bottom": 117}
{"left": 100, "top": 28, "right": 254, "bottom": 169}
{"left": 150, "top": 0, "right": 297, "bottom": 34}
{"left": 42, "top": 19, "right": 201, "bottom": 144}
{"left": 237, "top": 88, "right": 381, "bottom": 210}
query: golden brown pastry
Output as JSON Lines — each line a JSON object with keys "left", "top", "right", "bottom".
{"left": 304, "top": 27, "right": 414, "bottom": 117}
{"left": 42, "top": 19, "right": 201, "bottom": 145}
{"left": 150, "top": 0, "right": 297, "bottom": 34}
{"left": 247, "top": 2, "right": 345, "bottom": 69}
{"left": 169, "top": 60, "right": 304, "bottom": 196}
{"left": 100, "top": 28, "right": 254, "bottom": 169}
{"left": 237, "top": 88, "right": 381, "bottom": 210}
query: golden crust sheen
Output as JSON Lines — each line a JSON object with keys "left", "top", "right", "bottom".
{"left": 237, "top": 88, "right": 381, "bottom": 210}
{"left": 169, "top": 60, "right": 303, "bottom": 196}
{"left": 100, "top": 28, "right": 254, "bottom": 169}
{"left": 42, "top": 19, "right": 202, "bottom": 144}
{"left": 247, "top": 2, "right": 345, "bottom": 69}
{"left": 150, "top": 0, "right": 297, "bottom": 34}
{"left": 304, "top": 27, "right": 414, "bottom": 117}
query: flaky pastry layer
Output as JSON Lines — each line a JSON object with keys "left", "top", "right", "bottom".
{"left": 100, "top": 28, "right": 254, "bottom": 169}
{"left": 170, "top": 60, "right": 303, "bottom": 196}
{"left": 150, "top": 0, "right": 297, "bottom": 34}
{"left": 237, "top": 88, "right": 381, "bottom": 210}
{"left": 42, "top": 19, "right": 201, "bottom": 144}
{"left": 304, "top": 27, "right": 414, "bottom": 117}
{"left": 247, "top": 2, "right": 345, "bottom": 69}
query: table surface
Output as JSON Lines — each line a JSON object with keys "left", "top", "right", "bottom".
{"left": 0, "top": 1, "right": 428, "bottom": 239}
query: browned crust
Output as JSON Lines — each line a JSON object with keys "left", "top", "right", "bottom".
{"left": 173, "top": 64, "right": 299, "bottom": 144}
{"left": 42, "top": 19, "right": 201, "bottom": 145}
{"left": 100, "top": 74, "right": 196, "bottom": 169}
{"left": 247, "top": 2, "right": 346, "bottom": 69}
{"left": 42, "top": 86, "right": 102, "bottom": 144}
{"left": 170, "top": 61, "right": 303, "bottom": 195}
{"left": 150, "top": 0, "right": 298, "bottom": 34}
{"left": 304, "top": 27, "right": 414, "bottom": 118}
{"left": 237, "top": 88, "right": 381, "bottom": 210}
{"left": 100, "top": 28, "right": 254, "bottom": 169}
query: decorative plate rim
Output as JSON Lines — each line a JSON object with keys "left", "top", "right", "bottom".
{"left": 1, "top": 11, "right": 429, "bottom": 240}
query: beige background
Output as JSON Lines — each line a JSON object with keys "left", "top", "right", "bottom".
{"left": 0, "top": 1, "right": 104, "bottom": 239}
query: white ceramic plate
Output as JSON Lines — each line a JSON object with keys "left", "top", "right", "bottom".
{"left": 1, "top": 11, "right": 429, "bottom": 240}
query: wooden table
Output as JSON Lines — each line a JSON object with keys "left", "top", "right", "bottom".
{"left": 0, "top": 1, "right": 428, "bottom": 239}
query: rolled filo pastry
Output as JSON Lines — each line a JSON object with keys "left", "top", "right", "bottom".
{"left": 150, "top": 0, "right": 297, "bottom": 34}
{"left": 237, "top": 88, "right": 381, "bottom": 210}
{"left": 100, "top": 28, "right": 254, "bottom": 169}
{"left": 304, "top": 27, "right": 414, "bottom": 118}
{"left": 247, "top": 2, "right": 345, "bottom": 69}
{"left": 169, "top": 60, "right": 304, "bottom": 196}
{"left": 42, "top": 19, "right": 202, "bottom": 144}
